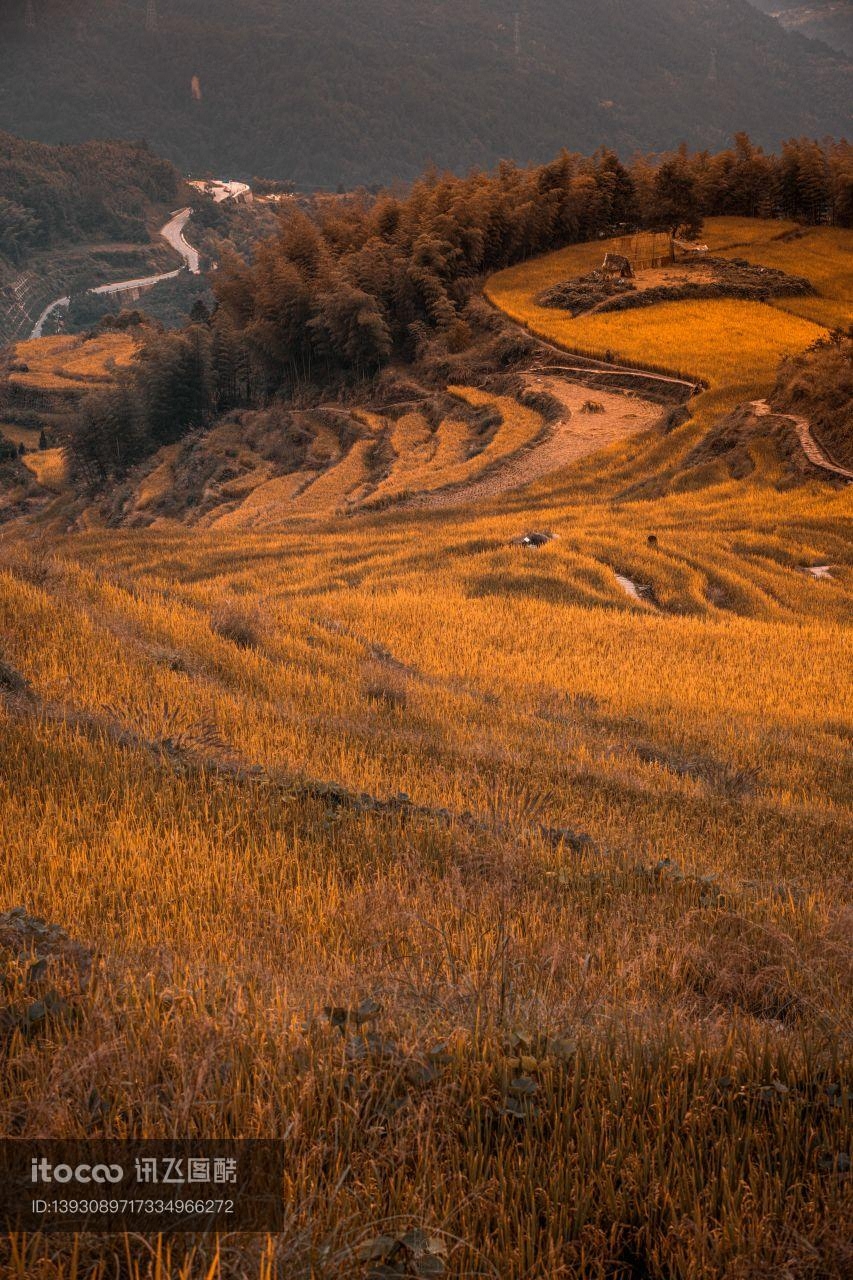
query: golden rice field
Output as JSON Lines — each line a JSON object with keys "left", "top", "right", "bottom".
{"left": 1, "top": 219, "right": 851, "bottom": 1279}
{"left": 486, "top": 218, "right": 852, "bottom": 417}
{"left": 7, "top": 331, "right": 138, "bottom": 391}
{"left": 705, "top": 218, "right": 853, "bottom": 333}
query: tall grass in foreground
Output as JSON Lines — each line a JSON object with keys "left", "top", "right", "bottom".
{"left": 1, "top": 464, "right": 851, "bottom": 1276}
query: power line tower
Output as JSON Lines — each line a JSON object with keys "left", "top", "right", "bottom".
{"left": 708, "top": 48, "right": 718, "bottom": 84}
{"left": 25, "top": 0, "right": 36, "bottom": 30}
{"left": 146, "top": 0, "right": 159, "bottom": 33}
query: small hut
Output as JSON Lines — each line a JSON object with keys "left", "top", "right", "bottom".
{"left": 602, "top": 252, "right": 634, "bottom": 280}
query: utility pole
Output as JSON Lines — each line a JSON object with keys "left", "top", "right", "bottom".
{"left": 146, "top": 0, "right": 159, "bottom": 34}
{"left": 514, "top": 11, "right": 521, "bottom": 58}
{"left": 25, "top": 0, "right": 36, "bottom": 30}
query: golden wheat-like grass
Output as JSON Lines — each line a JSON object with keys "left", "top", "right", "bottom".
{"left": 1, "top": 218, "right": 851, "bottom": 1279}
{"left": 21, "top": 446, "right": 68, "bottom": 491}
{"left": 9, "top": 332, "right": 139, "bottom": 390}
{"left": 485, "top": 223, "right": 843, "bottom": 396}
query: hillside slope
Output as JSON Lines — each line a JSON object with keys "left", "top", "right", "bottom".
{"left": 1, "top": 0, "right": 851, "bottom": 187}
{"left": 750, "top": 1, "right": 853, "bottom": 55}
{"left": 1, "top": 277, "right": 851, "bottom": 1278}
{"left": 0, "top": 131, "right": 183, "bottom": 344}
{"left": 0, "top": 131, "right": 180, "bottom": 264}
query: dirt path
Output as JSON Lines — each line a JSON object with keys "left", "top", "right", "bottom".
{"left": 403, "top": 375, "right": 663, "bottom": 510}
{"left": 532, "top": 361, "right": 699, "bottom": 391}
{"left": 751, "top": 399, "right": 853, "bottom": 482}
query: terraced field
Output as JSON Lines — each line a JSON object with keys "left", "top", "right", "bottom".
{"left": 1, "top": 218, "right": 851, "bottom": 1279}
{"left": 0, "top": 332, "right": 139, "bottom": 501}
{"left": 205, "top": 388, "right": 559, "bottom": 525}
{"left": 5, "top": 331, "right": 139, "bottom": 392}
{"left": 486, "top": 218, "right": 851, "bottom": 413}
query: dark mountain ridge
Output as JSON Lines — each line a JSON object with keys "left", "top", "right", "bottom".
{"left": 0, "top": 0, "right": 850, "bottom": 188}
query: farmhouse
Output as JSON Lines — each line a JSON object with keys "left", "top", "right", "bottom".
{"left": 602, "top": 252, "right": 634, "bottom": 279}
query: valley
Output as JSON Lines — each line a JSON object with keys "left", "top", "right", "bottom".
{"left": 0, "top": 68, "right": 852, "bottom": 1271}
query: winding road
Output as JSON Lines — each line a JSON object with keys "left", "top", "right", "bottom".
{"left": 159, "top": 207, "right": 200, "bottom": 275}
{"left": 31, "top": 295, "right": 70, "bottom": 339}
{"left": 28, "top": 208, "right": 200, "bottom": 339}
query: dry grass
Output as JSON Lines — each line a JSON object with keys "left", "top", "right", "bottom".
{"left": 0, "top": 218, "right": 851, "bottom": 1279}
{"left": 210, "top": 600, "right": 266, "bottom": 650}
{"left": 292, "top": 438, "right": 374, "bottom": 514}
{"left": 0, "top": 424, "right": 40, "bottom": 451}
{"left": 21, "top": 446, "right": 68, "bottom": 492}
{"left": 704, "top": 218, "right": 853, "bottom": 332}
{"left": 8, "top": 332, "right": 139, "bottom": 392}
{"left": 366, "top": 411, "right": 436, "bottom": 503}
{"left": 487, "top": 255, "right": 831, "bottom": 400}
{"left": 1, "top": 471, "right": 851, "bottom": 1277}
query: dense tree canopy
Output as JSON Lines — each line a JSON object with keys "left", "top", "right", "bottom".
{"left": 0, "top": 131, "right": 180, "bottom": 266}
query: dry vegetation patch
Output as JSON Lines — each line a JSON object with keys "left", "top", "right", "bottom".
{"left": 6, "top": 331, "right": 139, "bottom": 392}
{"left": 538, "top": 257, "right": 815, "bottom": 317}
{"left": 0, "top": 512, "right": 851, "bottom": 1275}
{"left": 772, "top": 333, "right": 853, "bottom": 470}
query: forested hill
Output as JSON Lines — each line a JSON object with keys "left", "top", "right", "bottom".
{"left": 0, "top": 131, "right": 181, "bottom": 267}
{"left": 1, "top": 0, "right": 851, "bottom": 189}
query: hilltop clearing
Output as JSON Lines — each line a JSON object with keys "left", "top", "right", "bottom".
{"left": 486, "top": 219, "right": 849, "bottom": 392}
{"left": 486, "top": 217, "right": 851, "bottom": 492}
